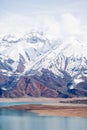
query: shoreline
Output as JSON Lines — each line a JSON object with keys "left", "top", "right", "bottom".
{"left": 1, "top": 104, "right": 87, "bottom": 117}
{"left": 0, "top": 97, "right": 87, "bottom": 117}
{"left": 0, "top": 97, "right": 87, "bottom": 102}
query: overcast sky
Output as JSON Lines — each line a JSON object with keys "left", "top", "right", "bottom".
{"left": 0, "top": 0, "right": 87, "bottom": 41}
{"left": 0, "top": 0, "right": 87, "bottom": 20}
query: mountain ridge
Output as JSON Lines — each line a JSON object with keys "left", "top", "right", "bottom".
{"left": 0, "top": 32, "right": 87, "bottom": 98}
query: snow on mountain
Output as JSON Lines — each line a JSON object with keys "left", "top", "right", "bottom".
{"left": 1, "top": 30, "right": 87, "bottom": 84}
{"left": 1, "top": 32, "right": 87, "bottom": 97}
{"left": 0, "top": 31, "right": 59, "bottom": 75}
{"left": 29, "top": 39, "right": 87, "bottom": 79}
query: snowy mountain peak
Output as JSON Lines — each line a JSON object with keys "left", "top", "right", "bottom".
{"left": 0, "top": 31, "right": 87, "bottom": 85}
{"left": 0, "top": 31, "right": 59, "bottom": 75}
{"left": 23, "top": 31, "right": 48, "bottom": 43}
{"left": 29, "top": 39, "right": 87, "bottom": 78}
{"left": 0, "top": 34, "right": 87, "bottom": 98}
{"left": 59, "top": 39, "right": 87, "bottom": 57}
{"left": 1, "top": 34, "right": 20, "bottom": 43}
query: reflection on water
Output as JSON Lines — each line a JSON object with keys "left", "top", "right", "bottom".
{"left": 0, "top": 109, "right": 87, "bottom": 130}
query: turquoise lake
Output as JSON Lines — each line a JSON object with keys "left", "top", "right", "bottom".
{"left": 0, "top": 102, "right": 87, "bottom": 130}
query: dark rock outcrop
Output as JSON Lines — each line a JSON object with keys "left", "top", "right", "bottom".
{"left": 0, "top": 74, "right": 9, "bottom": 85}
{"left": 0, "top": 76, "right": 58, "bottom": 98}
{"left": 0, "top": 69, "right": 87, "bottom": 98}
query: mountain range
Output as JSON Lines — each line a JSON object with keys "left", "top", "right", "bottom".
{"left": 0, "top": 31, "right": 87, "bottom": 98}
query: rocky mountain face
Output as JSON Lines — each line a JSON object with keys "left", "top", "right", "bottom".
{"left": 0, "top": 69, "right": 87, "bottom": 98}
{"left": 0, "top": 32, "right": 87, "bottom": 98}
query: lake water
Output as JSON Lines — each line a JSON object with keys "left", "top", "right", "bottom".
{"left": 0, "top": 101, "right": 52, "bottom": 106}
{"left": 0, "top": 102, "right": 87, "bottom": 130}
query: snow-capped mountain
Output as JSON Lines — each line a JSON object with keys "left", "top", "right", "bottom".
{"left": 0, "top": 31, "right": 87, "bottom": 81}
{"left": 0, "top": 31, "right": 59, "bottom": 75}
{"left": 0, "top": 33, "right": 87, "bottom": 98}
{"left": 28, "top": 39, "right": 87, "bottom": 81}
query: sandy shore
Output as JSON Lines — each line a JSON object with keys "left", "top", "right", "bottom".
{"left": 31, "top": 104, "right": 87, "bottom": 117}
{"left": 1, "top": 104, "right": 87, "bottom": 117}
{"left": 0, "top": 97, "right": 87, "bottom": 117}
{"left": 0, "top": 97, "right": 87, "bottom": 103}
{"left": 0, "top": 97, "right": 61, "bottom": 102}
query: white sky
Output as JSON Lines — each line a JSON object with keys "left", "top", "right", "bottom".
{"left": 0, "top": 0, "right": 87, "bottom": 41}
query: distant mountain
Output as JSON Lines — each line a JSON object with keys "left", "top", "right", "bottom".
{"left": 0, "top": 32, "right": 87, "bottom": 98}
{"left": 0, "top": 32, "right": 59, "bottom": 75}
{"left": 29, "top": 39, "right": 87, "bottom": 76}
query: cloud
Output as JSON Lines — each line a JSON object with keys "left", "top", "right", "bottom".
{"left": 60, "top": 13, "right": 81, "bottom": 36}
{"left": 60, "top": 13, "right": 87, "bottom": 42}
{"left": 0, "top": 13, "right": 87, "bottom": 42}
{"left": 0, "top": 14, "right": 60, "bottom": 39}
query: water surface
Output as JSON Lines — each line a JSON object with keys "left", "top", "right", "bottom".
{"left": 0, "top": 109, "right": 87, "bottom": 130}
{"left": 0, "top": 101, "right": 51, "bottom": 106}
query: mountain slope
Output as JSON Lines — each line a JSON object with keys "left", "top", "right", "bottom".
{"left": 0, "top": 33, "right": 87, "bottom": 98}
{"left": 0, "top": 32, "right": 59, "bottom": 75}
{"left": 29, "top": 39, "right": 87, "bottom": 77}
